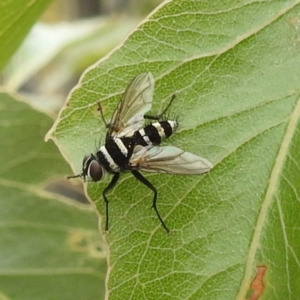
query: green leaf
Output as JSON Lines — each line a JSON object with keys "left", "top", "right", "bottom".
{"left": 48, "top": 1, "right": 300, "bottom": 299}
{"left": 0, "top": 0, "right": 51, "bottom": 72}
{"left": 0, "top": 93, "right": 105, "bottom": 300}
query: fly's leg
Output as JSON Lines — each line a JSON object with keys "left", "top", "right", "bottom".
{"left": 131, "top": 170, "right": 170, "bottom": 233}
{"left": 97, "top": 101, "right": 109, "bottom": 127}
{"left": 102, "top": 173, "right": 120, "bottom": 231}
{"left": 144, "top": 94, "right": 176, "bottom": 121}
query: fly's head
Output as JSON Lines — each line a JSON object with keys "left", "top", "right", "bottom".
{"left": 67, "top": 154, "right": 104, "bottom": 182}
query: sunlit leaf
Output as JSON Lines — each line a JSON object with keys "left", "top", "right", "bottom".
{"left": 48, "top": 1, "right": 300, "bottom": 299}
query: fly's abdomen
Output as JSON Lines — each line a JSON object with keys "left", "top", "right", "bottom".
{"left": 136, "top": 120, "right": 178, "bottom": 146}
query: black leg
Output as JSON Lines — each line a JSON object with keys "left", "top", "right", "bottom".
{"left": 131, "top": 170, "right": 170, "bottom": 233}
{"left": 97, "top": 101, "right": 109, "bottom": 127}
{"left": 103, "top": 173, "right": 120, "bottom": 231}
{"left": 144, "top": 94, "right": 176, "bottom": 121}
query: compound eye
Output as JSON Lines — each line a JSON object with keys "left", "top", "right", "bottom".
{"left": 88, "top": 160, "right": 103, "bottom": 182}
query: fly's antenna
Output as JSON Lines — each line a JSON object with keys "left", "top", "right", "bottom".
{"left": 67, "top": 173, "right": 87, "bottom": 183}
{"left": 67, "top": 174, "right": 81, "bottom": 179}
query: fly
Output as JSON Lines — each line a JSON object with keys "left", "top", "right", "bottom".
{"left": 68, "top": 73, "right": 213, "bottom": 233}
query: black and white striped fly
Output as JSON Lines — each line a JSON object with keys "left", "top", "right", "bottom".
{"left": 68, "top": 72, "right": 212, "bottom": 233}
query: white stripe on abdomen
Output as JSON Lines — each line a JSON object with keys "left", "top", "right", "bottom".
{"left": 100, "top": 146, "right": 120, "bottom": 172}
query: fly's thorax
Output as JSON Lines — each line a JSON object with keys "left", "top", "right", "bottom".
{"left": 98, "top": 135, "right": 137, "bottom": 172}
{"left": 98, "top": 145, "right": 120, "bottom": 172}
{"left": 113, "top": 137, "right": 129, "bottom": 157}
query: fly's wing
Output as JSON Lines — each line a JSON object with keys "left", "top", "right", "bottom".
{"left": 130, "top": 145, "right": 213, "bottom": 174}
{"left": 107, "top": 72, "right": 154, "bottom": 138}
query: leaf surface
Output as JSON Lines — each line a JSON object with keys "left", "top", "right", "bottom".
{"left": 49, "top": 1, "right": 300, "bottom": 299}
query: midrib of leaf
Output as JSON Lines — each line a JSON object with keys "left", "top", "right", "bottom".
{"left": 276, "top": 191, "right": 292, "bottom": 297}
{"left": 166, "top": 126, "right": 289, "bottom": 211}
{"left": 236, "top": 97, "right": 300, "bottom": 298}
